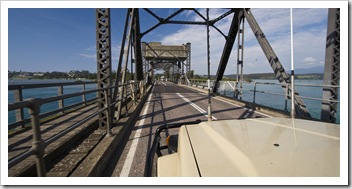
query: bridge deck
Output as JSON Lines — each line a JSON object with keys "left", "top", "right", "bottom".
{"left": 8, "top": 81, "right": 282, "bottom": 177}
{"left": 109, "top": 81, "right": 273, "bottom": 177}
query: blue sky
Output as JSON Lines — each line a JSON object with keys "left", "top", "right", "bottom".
{"left": 6, "top": 7, "right": 330, "bottom": 75}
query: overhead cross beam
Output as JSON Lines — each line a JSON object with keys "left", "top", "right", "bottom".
{"left": 141, "top": 8, "right": 235, "bottom": 39}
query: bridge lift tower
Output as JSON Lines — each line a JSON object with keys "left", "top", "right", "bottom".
{"left": 95, "top": 8, "right": 339, "bottom": 125}
{"left": 142, "top": 42, "right": 191, "bottom": 84}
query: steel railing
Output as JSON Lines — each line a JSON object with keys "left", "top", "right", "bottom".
{"left": 8, "top": 81, "right": 97, "bottom": 130}
{"left": 188, "top": 79, "right": 340, "bottom": 119}
{"left": 8, "top": 80, "right": 147, "bottom": 177}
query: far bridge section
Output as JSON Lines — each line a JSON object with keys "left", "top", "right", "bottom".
{"left": 142, "top": 42, "right": 191, "bottom": 85}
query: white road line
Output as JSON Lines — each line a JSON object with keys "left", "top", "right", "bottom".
{"left": 161, "top": 81, "right": 167, "bottom": 86}
{"left": 195, "top": 92, "right": 272, "bottom": 118}
{"left": 119, "top": 89, "right": 153, "bottom": 177}
{"left": 176, "top": 93, "right": 217, "bottom": 120}
{"left": 213, "top": 96, "right": 273, "bottom": 118}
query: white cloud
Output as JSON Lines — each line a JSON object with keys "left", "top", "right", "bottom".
{"left": 79, "top": 44, "right": 121, "bottom": 61}
{"left": 303, "top": 57, "right": 317, "bottom": 62}
{"left": 78, "top": 53, "right": 95, "bottom": 59}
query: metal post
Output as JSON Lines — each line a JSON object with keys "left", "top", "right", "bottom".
{"left": 237, "top": 15, "right": 245, "bottom": 100}
{"left": 104, "top": 91, "right": 112, "bottom": 136}
{"left": 290, "top": 8, "right": 295, "bottom": 118}
{"left": 206, "top": 8, "right": 212, "bottom": 121}
{"left": 82, "top": 83, "right": 87, "bottom": 105}
{"left": 130, "top": 43, "right": 134, "bottom": 81}
{"left": 284, "top": 84, "right": 288, "bottom": 111}
{"left": 233, "top": 81, "right": 238, "bottom": 99}
{"left": 58, "top": 85, "right": 64, "bottom": 114}
{"left": 186, "top": 42, "right": 191, "bottom": 80}
{"left": 253, "top": 82, "right": 257, "bottom": 103}
{"left": 28, "top": 98, "right": 46, "bottom": 177}
{"left": 172, "top": 65, "right": 174, "bottom": 82}
{"left": 14, "top": 88, "right": 25, "bottom": 128}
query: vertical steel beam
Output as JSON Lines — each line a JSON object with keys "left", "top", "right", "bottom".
{"left": 141, "top": 42, "right": 151, "bottom": 85}
{"left": 213, "top": 9, "right": 243, "bottom": 93}
{"left": 96, "top": 8, "right": 112, "bottom": 128}
{"left": 82, "top": 83, "right": 87, "bottom": 105}
{"left": 206, "top": 8, "right": 213, "bottom": 121}
{"left": 111, "top": 9, "right": 130, "bottom": 122}
{"left": 14, "top": 88, "right": 25, "bottom": 128}
{"left": 243, "top": 8, "right": 311, "bottom": 119}
{"left": 132, "top": 9, "right": 144, "bottom": 81}
{"left": 321, "top": 8, "right": 340, "bottom": 123}
{"left": 116, "top": 8, "right": 134, "bottom": 120}
{"left": 186, "top": 42, "right": 191, "bottom": 80}
{"left": 58, "top": 85, "right": 64, "bottom": 113}
{"left": 236, "top": 16, "right": 245, "bottom": 99}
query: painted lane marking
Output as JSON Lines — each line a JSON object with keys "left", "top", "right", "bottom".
{"left": 196, "top": 92, "right": 272, "bottom": 118}
{"left": 119, "top": 88, "right": 153, "bottom": 177}
{"left": 161, "top": 81, "right": 167, "bottom": 86}
{"left": 176, "top": 93, "right": 217, "bottom": 120}
{"left": 213, "top": 96, "right": 273, "bottom": 118}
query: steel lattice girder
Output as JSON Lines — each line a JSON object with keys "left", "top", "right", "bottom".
{"left": 115, "top": 8, "right": 135, "bottom": 120}
{"left": 243, "top": 8, "right": 311, "bottom": 119}
{"left": 132, "top": 9, "right": 144, "bottom": 81}
{"left": 213, "top": 9, "right": 243, "bottom": 93}
{"left": 321, "top": 8, "right": 340, "bottom": 123}
{"left": 96, "top": 8, "right": 112, "bottom": 128}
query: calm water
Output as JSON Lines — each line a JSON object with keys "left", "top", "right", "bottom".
{"left": 8, "top": 79, "right": 97, "bottom": 124}
{"left": 218, "top": 79, "right": 340, "bottom": 123}
{"left": 8, "top": 79, "right": 340, "bottom": 125}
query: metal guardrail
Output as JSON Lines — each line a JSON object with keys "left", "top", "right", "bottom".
{"left": 8, "top": 80, "right": 146, "bottom": 177}
{"left": 247, "top": 82, "right": 340, "bottom": 104}
{"left": 8, "top": 81, "right": 97, "bottom": 129}
{"left": 188, "top": 79, "right": 340, "bottom": 118}
{"left": 188, "top": 79, "right": 215, "bottom": 89}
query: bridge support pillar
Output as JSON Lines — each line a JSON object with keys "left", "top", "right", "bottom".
{"left": 321, "top": 8, "right": 340, "bottom": 123}
{"left": 96, "top": 8, "right": 112, "bottom": 129}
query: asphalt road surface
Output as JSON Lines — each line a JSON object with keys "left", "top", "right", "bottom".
{"left": 108, "top": 80, "right": 271, "bottom": 177}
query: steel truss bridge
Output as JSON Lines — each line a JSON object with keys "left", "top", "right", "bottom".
{"left": 8, "top": 8, "right": 340, "bottom": 177}
{"left": 96, "top": 8, "right": 339, "bottom": 125}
